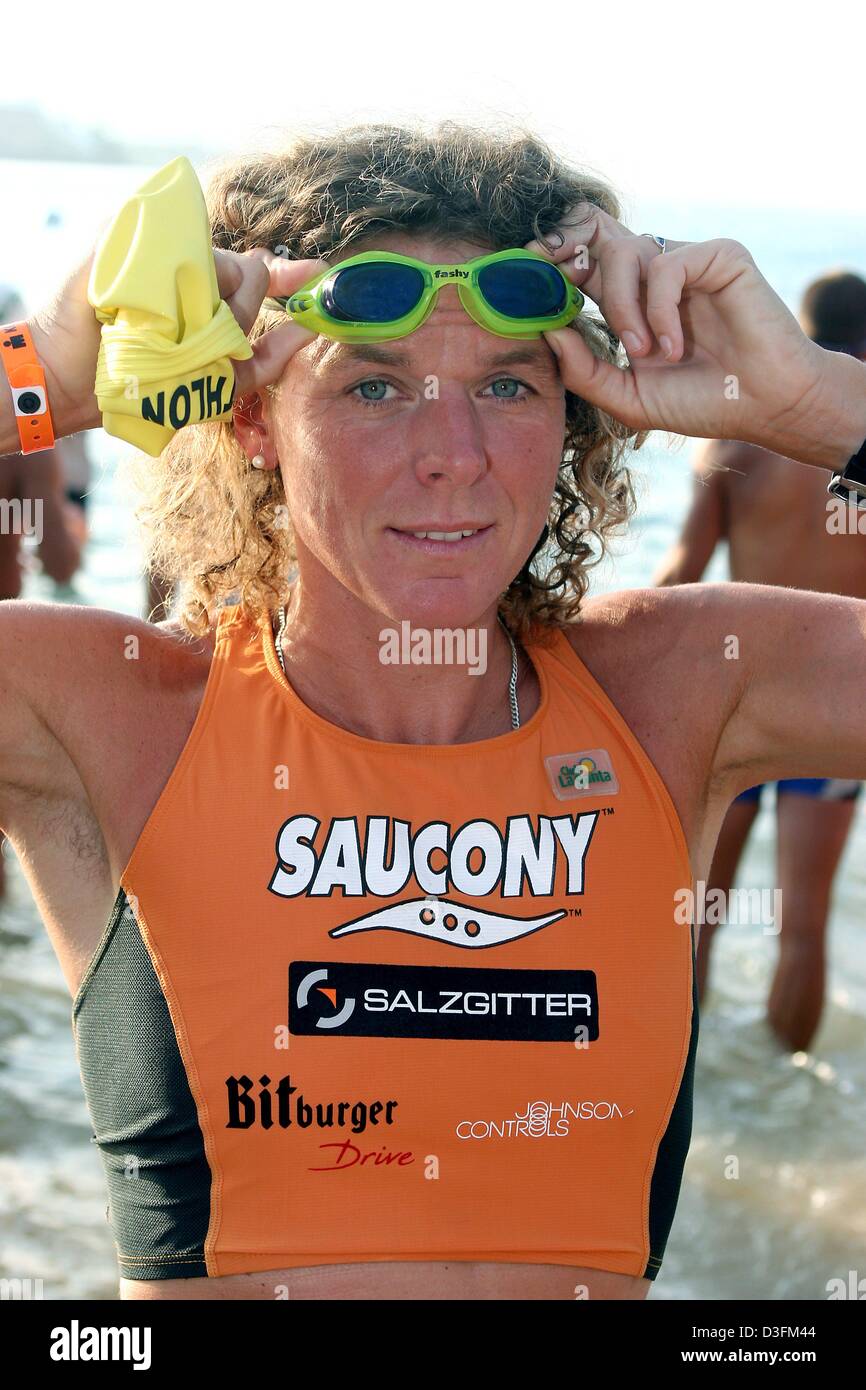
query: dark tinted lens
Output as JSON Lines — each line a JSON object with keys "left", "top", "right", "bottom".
{"left": 322, "top": 263, "right": 425, "bottom": 323}
{"left": 477, "top": 259, "right": 567, "bottom": 318}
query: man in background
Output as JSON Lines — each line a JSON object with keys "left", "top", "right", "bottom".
{"left": 0, "top": 441, "right": 89, "bottom": 598}
{"left": 654, "top": 270, "right": 866, "bottom": 1053}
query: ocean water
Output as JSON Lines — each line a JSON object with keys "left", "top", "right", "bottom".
{"left": 1, "top": 158, "right": 865, "bottom": 1300}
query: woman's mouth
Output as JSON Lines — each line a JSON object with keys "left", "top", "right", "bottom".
{"left": 386, "top": 525, "right": 494, "bottom": 555}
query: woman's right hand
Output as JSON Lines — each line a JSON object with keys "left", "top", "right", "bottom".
{"left": 25, "top": 246, "right": 326, "bottom": 441}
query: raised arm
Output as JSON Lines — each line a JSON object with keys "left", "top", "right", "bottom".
{"left": 0, "top": 601, "right": 70, "bottom": 830}
{"left": 0, "top": 245, "right": 324, "bottom": 456}
{"left": 0, "top": 237, "right": 326, "bottom": 847}
{"left": 529, "top": 206, "right": 866, "bottom": 474}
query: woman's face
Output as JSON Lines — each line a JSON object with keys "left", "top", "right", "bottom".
{"left": 269, "top": 234, "right": 567, "bottom": 628}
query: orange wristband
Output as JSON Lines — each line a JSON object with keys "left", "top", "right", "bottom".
{"left": 0, "top": 320, "right": 56, "bottom": 453}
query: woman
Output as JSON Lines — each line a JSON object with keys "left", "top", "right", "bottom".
{"left": 1, "top": 122, "right": 865, "bottom": 1302}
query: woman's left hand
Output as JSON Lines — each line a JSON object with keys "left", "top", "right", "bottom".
{"left": 525, "top": 207, "right": 831, "bottom": 454}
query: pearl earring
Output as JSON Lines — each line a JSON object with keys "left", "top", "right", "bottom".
{"left": 235, "top": 396, "right": 269, "bottom": 469}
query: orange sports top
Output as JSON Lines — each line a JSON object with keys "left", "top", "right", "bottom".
{"left": 72, "top": 602, "right": 696, "bottom": 1283}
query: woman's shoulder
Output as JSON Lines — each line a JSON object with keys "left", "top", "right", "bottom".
{"left": 559, "top": 582, "right": 741, "bottom": 668}
{"left": 1, "top": 599, "right": 218, "bottom": 710}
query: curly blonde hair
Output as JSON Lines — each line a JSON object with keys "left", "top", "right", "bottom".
{"left": 135, "top": 119, "right": 649, "bottom": 643}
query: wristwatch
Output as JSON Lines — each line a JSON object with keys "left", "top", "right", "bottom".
{"left": 828, "top": 434, "right": 866, "bottom": 505}
{"left": 0, "top": 320, "right": 56, "bottom": 453}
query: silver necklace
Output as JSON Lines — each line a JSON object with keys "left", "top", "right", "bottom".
{"left": 274, "top": 607, "right": 521, "bottom": 730}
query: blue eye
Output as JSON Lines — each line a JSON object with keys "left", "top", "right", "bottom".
{"left": 351, "top": 376, "right": 531, "bottom": 409}
{"left": 487, "top": 377, "right": 530, "bottom": 402}
{"left": 353, "top": 379, "right": 395, "bottom": 407}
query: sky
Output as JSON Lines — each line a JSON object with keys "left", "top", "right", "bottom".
{"left": 10, "top": 0, "right": 866, "bottom": 215}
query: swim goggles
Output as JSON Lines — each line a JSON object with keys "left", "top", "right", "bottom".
{"left": 268, "top": 249, "right": 584, "bottom": 342}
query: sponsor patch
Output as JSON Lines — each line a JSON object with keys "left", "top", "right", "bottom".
{"left": 290, "top": 960, "right": 599, "bottom": 1042}
{"left": 545, "top": 748, "right": 619, "bottom": 801}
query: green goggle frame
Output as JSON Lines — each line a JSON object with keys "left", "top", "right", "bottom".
{"left": 267, "top": 248, "right": 584, "bottom": 342}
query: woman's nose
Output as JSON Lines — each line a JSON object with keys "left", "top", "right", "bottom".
{"left": 408, "top": 392, "right": 488, "bottom": 484}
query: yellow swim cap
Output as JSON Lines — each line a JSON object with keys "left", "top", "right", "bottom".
{"left": 88, "top": 155, "right": 253, "bottom": 456}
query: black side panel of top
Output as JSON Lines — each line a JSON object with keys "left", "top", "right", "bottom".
{"left": 642, "top": 921, "right": 699, "bottom": 1280}
{"left": 72, "top": 890, "right": 211, "bottom": 1279}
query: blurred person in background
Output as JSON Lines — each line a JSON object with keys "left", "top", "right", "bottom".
{"left": 0, "top": 286, "right": 90, "bottom": 601}
{"left": 654, "top": 270, "right": 866, "bottom": 1052}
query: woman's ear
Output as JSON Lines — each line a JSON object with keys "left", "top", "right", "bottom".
{"left": 233, "top": 394, "right": 279, "bottom": 470}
